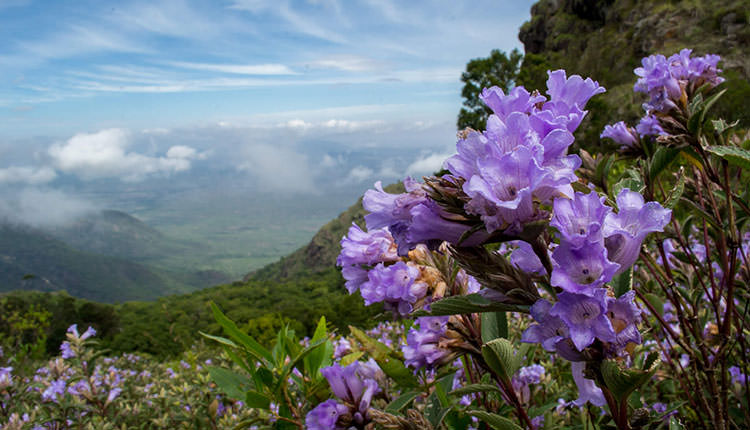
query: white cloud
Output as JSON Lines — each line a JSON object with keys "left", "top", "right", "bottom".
{"left": 236, "top": 143, "right": 315, "bottom": 193}
{"left": 0, "top": 166, "right": 57, "bottom": 184}
{"left": 0, "top": 188, "right": 97, "bottom": 227}
{"left": 306, "top": 55, "right": 382, "bottom": 72}
{"left": 169, "top": 61, "right": 297, "bottom": 75}
{"left": 48, "top": 129, "right": 200, "bottom": 181}
{"left": 406, "top": 152, "right": 452, "bottom": 176}
{"left": 345, "top": 165, "right": 374, "bottom": 183}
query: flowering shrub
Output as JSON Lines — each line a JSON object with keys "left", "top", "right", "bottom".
{"left": 0, "top": 325, "right": 258, "bottom": 429}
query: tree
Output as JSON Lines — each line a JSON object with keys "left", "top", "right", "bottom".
{"left": 457, "top": 48, "right": 523, "bottom": 131}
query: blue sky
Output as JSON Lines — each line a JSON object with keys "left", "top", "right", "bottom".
{"left": 0, "top": 0, "right": 536, "bottom": 226}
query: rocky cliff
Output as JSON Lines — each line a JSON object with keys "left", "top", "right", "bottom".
{"left": 517, "top": 0, "right": 750, "bottom": 148}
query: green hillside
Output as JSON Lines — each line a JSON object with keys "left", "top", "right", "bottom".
{"left": 0, "top": 223, "right": 217, "bottom": 303}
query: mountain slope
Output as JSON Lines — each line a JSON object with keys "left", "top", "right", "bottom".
{"left": 0, "top": 223, "right": 200, "bottom": 303}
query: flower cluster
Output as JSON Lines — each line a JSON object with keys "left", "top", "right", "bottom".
{"left": 523, "top": 189, "right": 669, "bottom": 359}
{"left": 306, "top": 361, "right": 381, "bottom": 429}
{"left": 602, "top": 49, "right": 724, "bottom": 149}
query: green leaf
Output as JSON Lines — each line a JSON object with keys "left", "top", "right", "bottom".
{"left": 706, "top": 145, "right": 750, "bottom": 171}
{"left": 207, "top": 366, "right": 253, "bottom": 401}
{"left": 304, "top": 317, "right": 332, "bottom": 377}
{"left": 244, "top": 390, "right": 272, "bottom": 409}
{"left": 468, "top": 411, "right": 523, "bottom": 430}
{"left": 199, "top": 332, "right": 238, "bottom": 349}
{"left": 210, "top": 302, "right": 274, "bottom": 365}
{"left": 699, "top": 88, "right": 727, "bottom": 126}
{"left": 281, "top": 337, "right": 328, "bottom": 381}
{"left": 665, "top": 168, "right": 685, "bottom": 209}
{"left": 450, "top": 383, "right": 501, "bottom": 396}
{"left": 601, "top": 353, "right": 659, "bottom": 403}
{"left": 649, "top": 147, "right": 681, "bottom": 182}
{"left": 413, "top": 293, "right": 523, "bottom": 317}
{"left": 612, "top": 176, "right": 644, "bottom": 197}
{"left": 349, "top": 326, "right": 419, "bottom": 388}
{"left": 481, "top": 311, "right": 508, "bottom": 342}
{"left": 611, "top": 267, "right": 633, "bottom": 298}
{"left": 385, "top": 391, "right": 421, "bottom": 414}
{"left": 481, "top": 338, "right": 519, "bottom": 381}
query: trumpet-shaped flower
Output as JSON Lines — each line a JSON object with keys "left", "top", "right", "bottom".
{"left": 550, "top": 291, "right": 616, "bottom": 351}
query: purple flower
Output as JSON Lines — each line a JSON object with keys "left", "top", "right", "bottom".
{"left": 60, "top": 341, "right": 75, "bottom": 359}
{"left": 0, "top": 367, "right": 12, "bottom": 390}
{"left": 543, "top": 70, "right": 605, "bottom": 133}
{"left": 337, "top": 223, "right": 398, "bottom": 267}
{"left": 480, "top": 86, "right": 546, "bottom": 121}
{"left": 607, "top": 291, "right": 642, "bottom": 347}
{"left": 571, "top": 361, "right": 606, "bottom": 407}
{"left": 603, "top": 188, "right": 672, "bottom": 274}
{"left": 333, "top": 338, "right": 352, "bottom": 360}
{"left": 306, "top": 399, "right": 350, "bottom": 430}
{"left": 359, "top": 261, "right": 426, "bottom": 316}
{"left": 404, "top": 316, "right": 451, "bottom": 370}
{"left": 341, "top": 266, "right": 369, "bottom": 295}
{"left": 667, "top": 49, "right": 723, "bottom": 87}
{"left": 550, "top": 243, "right": 620, "bottom": 295}
{"left": 42, "top": 379, "right": 66, "bottom": 402}
{"left": 510, "top": 241, "right": 546, "bottom": 275}
{"left": 550, "top": 291, "right": 616, "bottom": 351}
{"left": 522, "top": 299, "right": 570, "bottom": 352}
{"left": 729, "top": 366, "right": 748, "bottom": 386}
{"left": 512, "top": 364, "right": 545, "bottom": 403}
{"left": 550, "top": 191, "right": 611, "bottom": 247}
{"left": 320, "top": 362, "right": 380, "bottom": 425}
{"left": 601, "top": 121, "right": 638, "bottom": 149}
{"left": 635, "top": 115, "right": 667, "bottom": 137}
{"left": 463, "top": 146, "right": 546, "bottom": 233}
{"left": 106, "top": 387, "right": 122, "bottom": 404}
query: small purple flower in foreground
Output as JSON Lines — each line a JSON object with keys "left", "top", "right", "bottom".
{"left": 544, "top": 70, "right": 606, "bottom": 133}
{"left": 306, "top": 399, "right": 349, "bottom": 430}
{"left": 510, "top": 241, "right": 546, "bottom": 275}
{"left": 404, "top": 316, "right": 451, "bottom": 370}
{"left": 601, "top": 121, "right": 638, "bottom": 149}
{"left": 607, "top": 291, "right": 642, "bottom": 348}
{"left": 480, "top": 86, "right": 545, "bottom": 120}
{"left": 359, "top": 261, "right": 426, "bottom": 316}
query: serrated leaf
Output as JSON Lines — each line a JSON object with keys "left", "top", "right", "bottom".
{"left": 665, "top": 168, "right": 685, "bottom": 209}
{"left": 481, "top": 338, "right": 519, "bottom": 381}
{"left": 207, "top": 366, "right": 253, "bottom": 400}
{"left": 706, "top": 145, "right": 750, "bottom": 171}
{"left": 600, "top": 353, "right": 659, "bottom": 402}
{"left": 481, "top": 311, "right": 508, "bottom": 342}
{"left": 385, "top": 391, "right": 420, "bottom": 414}
{"left": 611, "top": 267, "right": 633, "bottom": 298}
{"left": 413, "top": 293, "right": 523, "bottom": 317}
{"left": 450, "top": 383, "right": 501, "bottom": 396}
{"left": 468, "top": 411, "right": 523, "bottom": 430}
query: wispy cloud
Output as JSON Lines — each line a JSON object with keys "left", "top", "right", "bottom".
{"left": 169, "top": 61, "right": 297, "bottom": 75}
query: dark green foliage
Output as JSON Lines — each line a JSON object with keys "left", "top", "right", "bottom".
{"left": 457, "top": 48, "right": 523, "bottom": 131}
